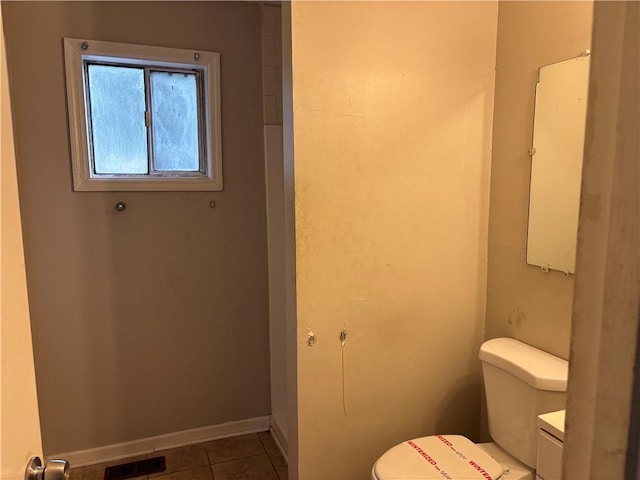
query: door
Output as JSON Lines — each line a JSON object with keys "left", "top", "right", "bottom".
{"left": 1, "top": 4, "right": 45, "bottom": 478}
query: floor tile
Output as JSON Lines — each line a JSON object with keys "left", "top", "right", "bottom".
{"left": 202, "top": 434, "right": 265, "bottom": 464}
{"left": 258, "top": 431, "right": 279, "bottom": 455}
{"left": 151, "top": 466, "right": 211, "bottom": 480}
{"left": 268, "top": 449, "right": 288, "bottom": 480}
{"left": 83, "top": 454, "right": 149, "bottom": 480}
{"left": 149, "top": 445, "right": 208, "bottom": 477}
{"left": 75, "top": 433, "right": 287, "bottom": 480}
{"left": 211, "top": 454, "right": 277, "bottom": 480}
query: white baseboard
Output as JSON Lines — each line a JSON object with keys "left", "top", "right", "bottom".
{"left": 269, "top": 427, "right": 288, "bottom": 465}
{"left": 270, "top": 416, "right": 288, "bottom": 461}
{"left": 49, "top": 416, "right": 270, "bottom": 468}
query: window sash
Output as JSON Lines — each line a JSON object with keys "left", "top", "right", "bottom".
{"left": 83, "top": 60, "right": 207, "bottom": 177}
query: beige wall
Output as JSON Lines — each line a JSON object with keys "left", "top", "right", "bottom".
{"left": 2, "top": 1, "right": 270, "bottom": 454}
{"left": 291, "top": 2, "right": 498, "bottom": 478}
{"left": 1, "top": 3, "right": 44, "bottom": 476}
{"left": 264, "top": 125, "right": 288, "bottom": 448}
{"left": 486, "top": 1, "right": 593, "bottom": 359}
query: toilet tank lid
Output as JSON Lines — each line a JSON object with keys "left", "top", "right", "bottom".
{"left": 479, "top": 338, "right": 568, "bottom": 391}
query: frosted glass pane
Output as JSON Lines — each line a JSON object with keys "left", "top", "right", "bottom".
{"left": 87, "top": 64, "right": 148, "bottom": 174}
{"left": 150, "top": 71, "right": 200, "bottom": 171}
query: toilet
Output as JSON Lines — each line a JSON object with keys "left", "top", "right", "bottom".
{"left": 371, "top": 338, "right": 568, "bottom": 480}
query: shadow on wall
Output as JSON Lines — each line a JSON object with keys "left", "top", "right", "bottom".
{"left": 435, "top": 375, "right": 483, "bottom": 442}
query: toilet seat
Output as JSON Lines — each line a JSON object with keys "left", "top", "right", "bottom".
{"left": 372, "top": 434, "right": 503, "bottom": 480}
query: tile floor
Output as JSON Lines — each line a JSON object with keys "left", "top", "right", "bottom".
{"left": 68, "top": 432, "right": 287, "bottom": 480}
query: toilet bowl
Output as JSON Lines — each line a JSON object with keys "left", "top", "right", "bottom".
{"left": 371, "top": 338, "right": 568, "bottom": 480}
{"left": 371, "top": 435, "right": 505, "bottom": 480}
{"left": 371, "top": 436, "right": 535, "bottom": 480}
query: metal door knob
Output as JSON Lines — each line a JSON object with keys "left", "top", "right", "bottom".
{"left": 25, "top": 457, "right": 70, "bottom": 480}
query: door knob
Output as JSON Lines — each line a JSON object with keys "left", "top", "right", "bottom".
{"left": 25, "top": 457, "right": 70, "bottom": 480}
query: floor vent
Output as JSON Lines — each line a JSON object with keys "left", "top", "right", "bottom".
{"left": 104, "top": 456, "right": 166, "bottom": 480}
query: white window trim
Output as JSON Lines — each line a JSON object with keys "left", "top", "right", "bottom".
{"left": 64, "top": 38, "right": 223, "bottom": 191}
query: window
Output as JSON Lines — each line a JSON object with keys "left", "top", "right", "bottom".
{"left": 64, "top": 38, "right": 222, "bottom": 191}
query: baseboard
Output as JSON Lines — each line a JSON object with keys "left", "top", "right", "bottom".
{"left": 270, "top": 428, "right": 288, "bottom": 465}
{"left": 49, "top": 416, "right": 270, "bottom": 468}
{"left": 270, "top": 416, "right": 288, "bottom": 461}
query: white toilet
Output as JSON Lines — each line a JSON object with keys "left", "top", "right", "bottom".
{"left": 371, "top": 337, "right": 568, "bottom": 480}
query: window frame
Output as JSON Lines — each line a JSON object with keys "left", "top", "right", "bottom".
{"left": 64, "top": 38, "right": 223, "bottom": 191}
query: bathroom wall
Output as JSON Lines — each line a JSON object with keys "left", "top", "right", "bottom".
{"left": 264, "top": 122, "right": 288, "bottom": 450}
{"left": 262, "top": 5, "right": 283, "bottom": 126}
{"left": 261, "top": 3, "right": 288, "bottom": 450}
{"left": 485, "top": 1, "right": 594, "bottom": 360}
{"left": 2, "top": 1, "right": 270, "bottom": 455}
{"left": 290, "top": 2, "right": 498, "bottom": 478}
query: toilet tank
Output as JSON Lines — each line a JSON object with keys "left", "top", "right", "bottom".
{"left": 479, "top": 338, "right": 568, "bottom": 469}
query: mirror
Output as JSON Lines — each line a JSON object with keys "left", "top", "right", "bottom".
{"left": 527, "top": 53, "right": 590, "bottom": 274}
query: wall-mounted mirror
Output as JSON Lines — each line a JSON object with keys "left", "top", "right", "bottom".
{"left": 527, "top": 53, "right": 590, "bottom": 274}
